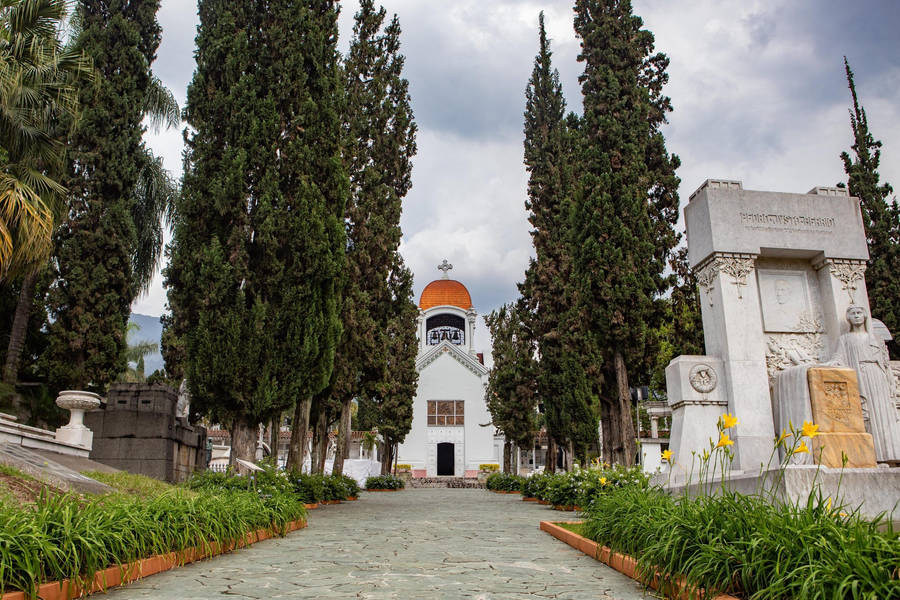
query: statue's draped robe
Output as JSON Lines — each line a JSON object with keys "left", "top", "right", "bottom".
{"left": 832, "top": 331, "right": 900, "bottom": 462}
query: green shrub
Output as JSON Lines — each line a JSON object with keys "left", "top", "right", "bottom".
{"left": 338, "top": 475, "right": 360, "bottom": 498}
{"left": 322, "top": 474, "right": 348, "bottom": 501}
{"left": 478, "top": 463, "right": 499, "bottom": 472}
{"left": 485, "top": 472, "right": 524, "bottom": 491}
{"left": 290, "top": 473, "right": 326, "bottom": 503}
{"left": 186, "top": 464, "right": 294, "bottom": 499}
{"left": 581, "top": 485, "right": 900, "bottom": 599}
{"left": 0, "top": 487, "right": 306, "bottom": 597}
{"left": 521, "top": 472, "right": 552, "bottom": 499}
{"left": 364, "top": 475, "right": 404, "bottom": 490}
{"left": 524, "top": 465, "right": 649, "bottom": 506}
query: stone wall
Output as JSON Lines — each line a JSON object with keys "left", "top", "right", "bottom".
{"left": 85, "top": 383, "right": 207, "bottom": 483}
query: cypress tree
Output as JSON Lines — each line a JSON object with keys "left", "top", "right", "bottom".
{"left": 375, "top": 255, "right": 417, "bottom": 475}
{"left": 44, "top": 0, "right": 163, "bottom": 392}
{"left": 569, "top": 0, "right": 680, "bottom": 465}
{"left": 520, "top": 13, "right": 585, "bottom": 471}
{"left": 485, "top": 302, "right": 538, "bottom": 473}
{"left": 840, "top": 58, "right": 899, "bottom": 358}
{"left": 330, "top": 0, "right": 416, "bottom": 475}
{"left": 165, "top": 0, "right": 347, "bottom": 465}
{"left": 649, "top": 247, "right": 704, "bottom": 395}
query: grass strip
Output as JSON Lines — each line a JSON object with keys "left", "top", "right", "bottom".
{"left": 0, "top": 487, "right": 306, "bottom": 598}
{"left": 581, "top": 485, "right": 899, "bottom": 599}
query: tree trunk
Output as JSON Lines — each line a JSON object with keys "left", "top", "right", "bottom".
{"left": 312, "top": 407, "right": 328, "bottom": 474}
{"left": 545, "top": 437, "right": 556, "bottom": 473}
{"left": 380, "top": 438, "right": 394, "bottom": 475}
{"left": 286, "top": 396, "right": 311, "bottom": 472}
{"left": 600, "top": 397, "right": 613, "bottom": 463}
{"left": 269, "top": 415, "right": 279, "bottom": 466}
{"left": 613, "top": 349, "right": 637, "bottom": 466}
{"left": 230, "top": 416, "right": 257, "bottom": 473}
{"left": 2, "top": 271, "right": 36, "bottom": 387}
{"left": 2, "top": 272, "right": 37, "bottom": 421}
{"left": 566, "top": 440, "right": 575, "bottom": 470}
{"left": 502, "top": 439, "right": 513, "bottom": 473}
{"left": 332, "top": 397, "right": 351, "bottom": 476}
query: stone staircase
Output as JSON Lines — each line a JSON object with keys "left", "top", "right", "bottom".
{"left": 406, "top": 476, "right": 484, "bottom": 489}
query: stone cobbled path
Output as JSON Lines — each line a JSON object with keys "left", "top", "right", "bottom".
{"left": 107, "top": 488, "right": 650, "bottom": 599}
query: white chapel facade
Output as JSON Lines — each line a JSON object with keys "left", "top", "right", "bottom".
{"left": 397, "top": 260, "right": 498, "bottom": 478}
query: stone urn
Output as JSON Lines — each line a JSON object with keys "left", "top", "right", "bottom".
{"left": 55, "top": 390, "right": 102, "bottom": 448}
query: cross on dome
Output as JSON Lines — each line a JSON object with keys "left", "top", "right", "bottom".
{"left": 437, "top": 259, "right": 453, "bottom": 279}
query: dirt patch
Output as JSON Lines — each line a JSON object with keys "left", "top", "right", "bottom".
{"left": 0, "top": 473, "right": 62, "bottom": 504}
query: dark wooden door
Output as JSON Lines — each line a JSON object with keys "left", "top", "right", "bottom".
{"left": 437, "top": 442, "right": 454, "bottom": 476}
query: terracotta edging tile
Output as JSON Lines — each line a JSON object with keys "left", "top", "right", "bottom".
{"left": 1, "top": 518, "right": 308, "bottom": 600}
{"left": 539, "top": 521, "right": 740, "bottom": 600}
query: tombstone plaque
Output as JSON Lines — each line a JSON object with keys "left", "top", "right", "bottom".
{"left": 807, "top": 367, "right": 876, "bottom": 468}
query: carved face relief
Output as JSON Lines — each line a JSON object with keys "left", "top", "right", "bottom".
{"left": 774, "top": 279, "right": 791, "bottom": 304}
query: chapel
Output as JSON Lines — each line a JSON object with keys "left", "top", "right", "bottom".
{"left": 396, "top": 260, "right": 499, "bottom": 477}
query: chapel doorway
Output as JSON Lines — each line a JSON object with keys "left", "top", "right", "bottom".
{"left": 437, "top": 442, "right": 454, "bottom": 476}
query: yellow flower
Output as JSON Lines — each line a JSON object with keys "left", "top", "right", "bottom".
{"left": 825, "top": 497, "right": 832, "bottom": 512}
{"left": 715, "top": 433, "right": 734, "bottom": 448}
{"left": 793, "top": 441, "right": 810, "bottom": 455}
{"left": 600, "top": 477, "right": 608, "bottom": 486}
{"left": 661, "top": 449, "right": 673, "bottom": 462}
{"left": 801, "top": 421, "right": 820, "bottom": 439}
{"left": 776, "top": 429, "right": 790, "bottom": 445}
{"left": 721, "top": 413, "right": 739, "bottom": 429}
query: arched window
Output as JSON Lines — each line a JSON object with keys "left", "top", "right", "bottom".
{"left": 425, "top": 314, "right": 465, "bottom": 345}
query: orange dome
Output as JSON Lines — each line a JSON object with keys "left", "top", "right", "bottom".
{"left": 419, "top": 279, "right": 473, "bottom": 310}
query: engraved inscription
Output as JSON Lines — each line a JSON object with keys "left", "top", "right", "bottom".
{"left": 740, "top": 212, "right": 836, "bottom": 233}
{"left": 823, "top": 381, "right": 854, "bottom": 426}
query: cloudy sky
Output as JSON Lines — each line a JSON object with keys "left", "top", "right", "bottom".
{"left": 133, "top": 0, "right": 900, "bottom": 360}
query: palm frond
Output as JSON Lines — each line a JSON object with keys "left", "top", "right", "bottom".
{"left": 142, "top": 75, "right": 179, "bottom": 132}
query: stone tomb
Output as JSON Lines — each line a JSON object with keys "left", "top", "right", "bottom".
{"left": 85, "top": 383, "right": 208, "bottom": 483}
{"left": 667, "top": 180, "right": 900, "bottom": 473}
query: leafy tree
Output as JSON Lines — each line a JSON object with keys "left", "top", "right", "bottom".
{"left": 484, "top": 302, "right": 538, "bottom": 473}
{"left": 167, "top": 0, "right": 346, "bottom": 465}
{"left": 42, "top": 0, "right": 164, "bottom": 393}
{"left": 569, "top": 0, "right": 680, "bottom": 465}
{"left": 840, "top": 57, "right": 899, "bottom": 358}
{"left": 519, "top": 13, "right": 582, "bottom": 471}
{"left": 330, "top": 0, "right": 416, "bottom": 475}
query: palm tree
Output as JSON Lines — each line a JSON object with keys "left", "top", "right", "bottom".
{"left": 0, "top": 0, "right": 91, "bottom": 279}
{"left": 0, "top": 0, "right": 91, "bottom": 402}
{"left": 119, "top": 322, "right": 158, "bottom": 382}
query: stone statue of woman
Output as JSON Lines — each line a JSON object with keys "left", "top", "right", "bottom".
{"left": 830, "top": 305, "right": 900, "bottom": 463}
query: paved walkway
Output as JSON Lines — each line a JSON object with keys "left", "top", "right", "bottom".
{"left": 108, "top": 488, "right": 651, "bottom": 599}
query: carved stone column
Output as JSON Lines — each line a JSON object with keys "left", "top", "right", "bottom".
{"left": 693, "top": 252, "right": 773, "bottom": 471}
